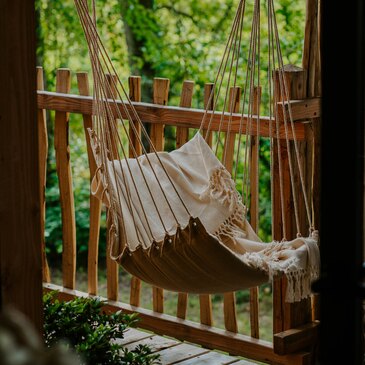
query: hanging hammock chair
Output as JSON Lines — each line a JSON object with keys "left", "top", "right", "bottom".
{"left": 74, "top": 0, "right": 320, "bottom": 302}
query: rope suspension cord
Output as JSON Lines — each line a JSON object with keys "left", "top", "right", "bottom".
{"left": 198, "top": 0, "right": 246, "bottom": 140}
{"left": 76, "top": 0, "right": 163, "bottom": 241}
{"left": 269, "top": 0, "right": 313, "bottom": 232}
{"left": 75, "top": 0, "right": 193, "bottom": 232}
{"left": 267, "top": 0, "right": 288, "bottom": 239}
{"left": 267, "top": 0, "right": 275, "bottom": 237}
{"left": 76, "top": 0, "right": 315, "bottom": 240}
{"left": 196, "top": 0, "right": 314, "bottom": 238}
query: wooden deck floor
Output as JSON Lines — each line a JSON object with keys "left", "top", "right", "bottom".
{"left": 118, "top": 327, "right": 258, "bottom": 364}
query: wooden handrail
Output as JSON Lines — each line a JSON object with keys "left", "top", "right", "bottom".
{"left": 37, "top": 91, "right": 320, "bottom": 140}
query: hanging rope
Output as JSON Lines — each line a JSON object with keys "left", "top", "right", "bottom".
{"left": 75, "top": 0, "right": 315, "bottom": 248}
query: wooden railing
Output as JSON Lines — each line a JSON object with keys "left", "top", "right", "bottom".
{"left": 38, "top": 66, "right": 320, "bottom": 365}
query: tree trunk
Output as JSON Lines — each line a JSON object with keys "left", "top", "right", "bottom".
{"left": 120, "top": 0, "right": 156, "bottom": 101}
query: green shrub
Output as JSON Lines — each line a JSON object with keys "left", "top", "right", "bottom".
{"left": 43, "top": 292, "right": 160, "bottom": 365}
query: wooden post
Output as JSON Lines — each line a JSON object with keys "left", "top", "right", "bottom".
{"left": 199, "top": 83, "right": 215, "bottom": 327}
{"left": 129, "top": 76, "right": 142, "bottom": 158}
{"left": 129, "top": 76, "right": 142, "bottom": 307}
{"left": 105, "top": 73, "right": 119, "bottom": 301}
{"left": 54, "top": 69, "right": 76, "bottom": 290}
{"left": 77, "top": 72, "right": 102, "bottom": 296}
{"left": 272, "top": 66, "right": 312, "bottom": 339}
{"left": 203, "top": 83, "right": 214, "bottom": 147}
{"left": 150, "top": 78, "right": 170, "bottom": 151}
{"left": 249, "top": 86, "right": 262, "bottom": 339}
{"left": 303, "top": 0, "right": 321, "bottom": 322}
{"left": 176, "top": 80, "right": 195, "bottom": 149}
{"left": 176, "top": 80, "right": 195, "bottom": 320}
{"left": 223, "top": 86, "right": 241, "bottom": 333}
{"left": 151, "top": 78, "right": 170, "bottom": 313}
{"left": 37, "top": 66, "right": 51, "bottom": 283}
{"left": 0, "top": 0, "right": 43, "bottom": 332}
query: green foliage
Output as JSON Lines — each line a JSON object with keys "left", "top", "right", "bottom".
{"left": 43, "top": 292, "right": 160, "bottom": 365}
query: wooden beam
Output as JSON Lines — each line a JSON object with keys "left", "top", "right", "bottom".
{"left": 36, "top": 66, "right": 51, "bottom": 284}
{"left": 44, "top": 283, "right": 311, "bottom": 365}
{"left": 249, "top": 86, "right": 262, "bottom": 339}
{"left": 0, "top": 0, "right": 43, "bottom": 332}
{"left": 128, "top": 76, "right": 143, "bottom": 307}
{"left": 76, "top": 71, "right": 102, "bottom": 296}
{"left": 151, "top": 78, "right": 170, "bottom": 314}
{"left": 274, "top": 322, "right": 319, "bottom": 356}
{"left": 37, "top": 91, "right": 311, "bottom": 140}
{"left": 277, "top": 98, "right": 321, "bottom": 122}
{"left": 272, "top": 67, "right": 312, "bottom": 342}
{"left": 54, "top": 69, "right": 76, "bottom": 290}
{"left": 105, "top": 74, "right": 119, "bottom": 302}
{"left": 176, "top": 80, "right": 195, "bottom": 320}
{"left": 223, "top": 87, "right": 241, "bottom": 334}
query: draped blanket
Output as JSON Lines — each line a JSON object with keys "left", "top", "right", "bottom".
{"left": 90, "top": 131, "right": 319, "bottom": 302}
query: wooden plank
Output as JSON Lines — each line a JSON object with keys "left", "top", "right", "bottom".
{"left": 116, "top": 328, "right": 153, "bottom": 346}
{"left": 37, "top": 91, "right": 309, "bottom": 140}
{"left": 151, "top": 78, "right": 170, "bottom": 314}
{"left": 76, "top": 72, "right": 102, "bottom": 296}
{"left": 124, "top": 334, "right": 179, "bottom": 353}
{"left": 177, "top": 351, "right": 240, "bottom": 364}
{"left": 128, "top": 76, "right": 142, "bottom": 157}
{"left": 277, "top": 98, "right": 321, "bottom": 122}
{"left": 176, "top": 80, "right": 194, "bottom": 148}
{"left": 203, "top": 83, "right": 215, "bottom": 146}
{"left": 176, "top": 292, "right": 188, "bottom": 320}
{"left": 199, "top": 294, "right": 213, "bottom": 326}
{"left": 199, "top": 83, "right": 214, "bottom": 327}
{"left": 176, "top": 80, "right": 195, "bottom": 320}
{"left": 223, "top": 87, "right": 240, "bottom": 334}
{"left": 223, "top": 87, "right": 241, "bottom": 172}
{"left": 105, "top": 73, "right": 119, "bottom": 301}
{"left": 45, "top": 284, "right": 311, "bottom": 365}
{"left": 249, "top": 86, "right": 261, "bottom": 340}
{"left": 303, "top": 0, "right": 321, "bottom": 97}
{"left": 36, "top": 66, "right": 51, "bottom": 284}
{"left": 274, "top": 321, "right": 319, "bottom": 355}
{"left": 54, "top": 68, "right": 76, "bottom": 290}
{"left": 128, "top": 76, "right": 142, "bottom": 307}
{"left": 156, "top": 342, "right": 209, "bottom": 364}
{"left": 0, "top": 1, "right": 43, "bottom": 332}
{"left": 303, "top": 0, "right": 321, "bottom": 324}
{"left": 272, "top": 67, "right": 312, "bottom": 339}
{"left": 232, "top": 360, "right": 258, "bottom": 365}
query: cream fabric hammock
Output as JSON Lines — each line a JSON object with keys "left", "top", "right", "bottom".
{"left": 75, "top": 0, "right": 320, "bottom": 302}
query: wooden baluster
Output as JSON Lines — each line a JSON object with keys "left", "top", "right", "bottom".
{"left": 202, "top": 83, "right": 214, "bottom": 147}
{"left": 129, "top": 76, "right": 142, "bottom": 158}
{"left": 129, "top": 76, "right": 142, "bottom": 307}
{"left": 176, "top": 80, "right": 194, "bottom": 149}
{"left": 249, "top": 86, "right": 262, "bottom": 339}
{"left": 176, "top": 80, "right": 195, "bottom": 320}
{"left": 199, "top": 83, "right": 214, "bottom": 327}
{"left": 105, "top": 73, "right": 119, "bottom": 301}
{"left": 223, "top": 86, "right": 241, "bottom": 333}
{"left": 151, "top": 77, "right": 170, "bottom": 313}
{"left": 77, "top": 72, "right": 102, "bottom": 296}
{"left": 54, "top": 68, "right": 76, "bottom": 289}
{"left": 150, "top": 78, "right": 169, "bottom": 151}
{"left": 37, "top": 66, "right": 51, "bottom": 283}
{"left": 303, "top": 0, "right": 321, "bottom": 322}
{"left": 272, "top": 66, "right": 312, "bottom": 340}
